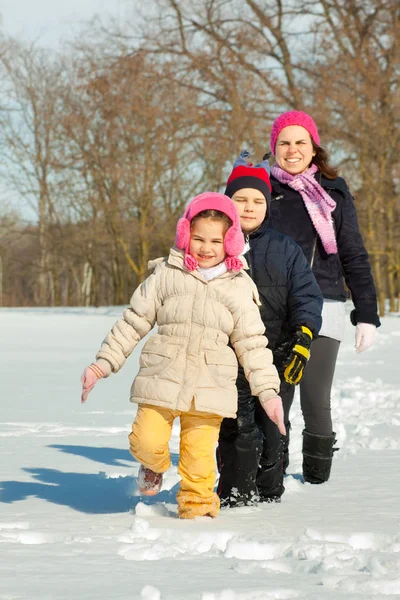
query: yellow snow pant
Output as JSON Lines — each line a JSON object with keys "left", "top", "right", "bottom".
{"left": 129, "top": 403, "right": 223, "bottom": 519}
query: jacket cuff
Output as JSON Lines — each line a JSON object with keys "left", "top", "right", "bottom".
{"left": 292, "top": 322, "right": 319, "bottom": 339}
{"left": 95, "top": 358, "right": 113, "bottom": 377}
{"left": 350, "top": 309, "right": 381, "bottom": 328}
{"left": 258, "top": 389, "right": 280, "bottom": 404}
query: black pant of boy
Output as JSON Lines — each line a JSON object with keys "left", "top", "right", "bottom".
{"left": 217, "top": 366, "right": 286, "bottom": 506}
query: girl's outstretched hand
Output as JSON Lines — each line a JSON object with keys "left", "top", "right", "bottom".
{"left": 258, "top": 393, "right": 286, "bottom": 436}
{"left": 81, "top": 363, "right": 106, "bottom": 403}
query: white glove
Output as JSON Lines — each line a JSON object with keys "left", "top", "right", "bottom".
{"left": 258, "top": 393, "right": 286, "bottom": 436}
{"left": 355, "top": 322, "right": 376, "bottom": 353}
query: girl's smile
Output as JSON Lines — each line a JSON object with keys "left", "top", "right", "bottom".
{"left": 189, "top": 218, "right": 227, "bottom": 268}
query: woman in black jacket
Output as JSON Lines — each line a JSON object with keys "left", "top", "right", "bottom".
{"left": 267, "top": 110, "right": 380, "bottom": 484}
{"left": 217, "top": 156, "right": 323, "bottom": 506}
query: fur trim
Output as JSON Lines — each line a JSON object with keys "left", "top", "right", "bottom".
{"left": 225, "top": 256, "right": 243, "bottom": 272}
{"left": 177, "top": 491, "right": 220, "bottom": 519}
{"left": 224, "top": 225, "right": 245, "bottom": 256}
{"left": 175, "top": 217, "right": 191, "bottom": 252}
{"left": 184, "top": 254, "right": 198, "bottom": 271}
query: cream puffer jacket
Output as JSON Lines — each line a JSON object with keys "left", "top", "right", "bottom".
{"left": 96, "top": 248, "right": 280, "bottom": 418}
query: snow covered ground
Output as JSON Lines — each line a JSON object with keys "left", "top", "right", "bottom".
{"left": 1, "top": 305, "right": 400, "bottom": 600}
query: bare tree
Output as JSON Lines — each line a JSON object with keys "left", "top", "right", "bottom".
{"left": 134, "top": 0, "right": 400, "bottom": 313}
{"left": 0, "top": 3, "right": 398, "bottom": 309}
{"left": 0, "top": 39, "right": 66, "bottom": 305}
{"left": 58, "top": 46, "right": 203, "bottom": 303}
{"left": 306, "top": 0, "right": 400, "bottom": 314}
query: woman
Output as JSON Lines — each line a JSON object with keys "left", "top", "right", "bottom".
{"left": 267, "top": 110, "right": 380, "bottom": 484}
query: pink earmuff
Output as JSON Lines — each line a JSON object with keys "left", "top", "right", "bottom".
{"left": 175, "top": 192, "right": 245, "bottom": 272}
{"left": 175, "top": 217, "right": 191, "bottom": 251}
{"left": 224, "top": 225, "right": 245, "bottom": 257}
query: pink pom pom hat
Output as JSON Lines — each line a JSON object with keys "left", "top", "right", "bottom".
{"left": 175, "top": 192, "right": 245, "bottom": 272}
{"left": 270, "top": 110, "right": 320, "bottom": 154}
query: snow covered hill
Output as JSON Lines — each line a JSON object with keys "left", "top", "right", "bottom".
{"left": 1, "top": 306, "right": 400, "bottom": 599}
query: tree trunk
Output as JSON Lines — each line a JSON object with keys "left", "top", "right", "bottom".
{"left": 81, "top": 262, "right": 93, "bottom": 307}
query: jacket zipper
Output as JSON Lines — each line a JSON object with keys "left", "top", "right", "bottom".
{"left": 245, "top": 234, "right": 253, "bottom": 278}
{"left": 310, "top": 235, "right": 317, "bottom": 269}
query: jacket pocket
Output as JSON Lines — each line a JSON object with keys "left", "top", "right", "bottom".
{"left": 139, "top": 343, "right": 177, "bottom": 377}
{"left": 205, "top": 350, "right": 238, "bottom": 389}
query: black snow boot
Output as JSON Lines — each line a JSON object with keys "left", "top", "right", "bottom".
{"left": 217, "top": 422, "right": 262, "bottom": 508}
{"left": 256, "top": 442, "right": 285, "bottom": 502}
{"left": 302, "top": 430, "right": 338, "bottom": 484}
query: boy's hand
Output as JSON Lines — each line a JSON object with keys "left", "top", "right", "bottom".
{"left": 258, "top": 393, "right": 286, "bottom": 436}
{"left": 81, "top": 363, "right": 106, "bottom": 403}
{"left": 276, "top": 326, "right": 313, "bottom": 386}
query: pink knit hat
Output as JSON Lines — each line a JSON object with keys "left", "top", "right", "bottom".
{"left": 175, "top": 192, "right": 245, "bottom": 272}
{"left": 270, "top": 110, "right": 320, "bottom": 154}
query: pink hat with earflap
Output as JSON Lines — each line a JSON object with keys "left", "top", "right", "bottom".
{"left": 175, "top": 192, "right": 245, "bottom": 272}
{"left": 270, "top": 110, "right": 320, "bottom": 154}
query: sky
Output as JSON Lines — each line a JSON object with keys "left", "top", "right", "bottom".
{"left": 0, "top": 0, "right": 135, "bottom": 46}
{"left": 0, "top": 1, "right": 141, "bottom": 221}
{"left": 1, "top": 304, "right": 400, "bottom": 598}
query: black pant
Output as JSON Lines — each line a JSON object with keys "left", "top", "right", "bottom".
{"left": 218, "top": 336, "right": 340, "bottom": 502}
{"left": 218, "top": 366, "right": 285, "bottom": 503}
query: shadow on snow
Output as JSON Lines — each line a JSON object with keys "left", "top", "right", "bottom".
{"left": 0, "top": 467, "right": 179, "bottom": 514}
{"left": 47, "top": 444, "right": 180, "bottom": 468}
{"left": 0, "top": 444, "right": 180, "bottom": 514}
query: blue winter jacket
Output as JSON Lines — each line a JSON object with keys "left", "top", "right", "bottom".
{"left": 243, "top": 210, "right": 323, "bottom": 352}
{"left": 269, "top": 174, "right": 380, "bottom": 328}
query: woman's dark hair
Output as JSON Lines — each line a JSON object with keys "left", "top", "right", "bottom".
{"left": 191, "top": 209, "right": 232, "bottom": 232}
{"left": 311, "top": 141, "right": 339, "bottom": 179}
{"left": 264, "top": 142, "right": 339, "bottom": 179}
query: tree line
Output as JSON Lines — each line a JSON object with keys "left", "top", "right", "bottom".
{"left": 0, "top": 0, "right": 399, "bottom": 314}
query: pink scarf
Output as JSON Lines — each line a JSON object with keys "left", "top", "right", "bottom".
{"left": 271, "top": 163, "right": 338, "bottom": 254}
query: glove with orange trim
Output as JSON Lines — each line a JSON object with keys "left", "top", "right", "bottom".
{"left": 275, "top": 326, "right": 313, "bottom": 386}
{"left": 81, "top": 362, "right": 108, "bottom": 403}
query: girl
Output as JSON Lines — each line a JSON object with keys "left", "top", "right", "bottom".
{"left": 81, "top": 192, "right": 284, "bottom": 519}
{"left": 268, "top": 110, "right": 380, "bottom": 483}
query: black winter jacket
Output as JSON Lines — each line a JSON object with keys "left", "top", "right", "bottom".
{"left": 269, "top": 174, "right": 381, "bottom": 327}
{"left": 244, "top": 216, "right": 323, "bottom": 352}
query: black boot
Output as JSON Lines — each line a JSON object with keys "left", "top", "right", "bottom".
{"left": 217, "top": 421, "right": 262, "bottom": 507}
{"left": 256, "top": 442, "right": 285, "bottom": 502}
{"left": 282, "top": 421, "right": 291, "bottom": 474}
{"left": 302, "top": 430, "right": 338, "bottom": 484}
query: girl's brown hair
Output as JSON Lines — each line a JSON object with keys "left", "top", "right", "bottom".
{"left": 191, "top": 209, "right": 232, "bottom": 232}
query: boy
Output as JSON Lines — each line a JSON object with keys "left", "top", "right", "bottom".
{"left": 217, "top": 152, "right": 323, "bottom": 506}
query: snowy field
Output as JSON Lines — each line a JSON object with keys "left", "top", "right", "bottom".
{"left": 1, "top": 305, "right": 400, "bottom": 600}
